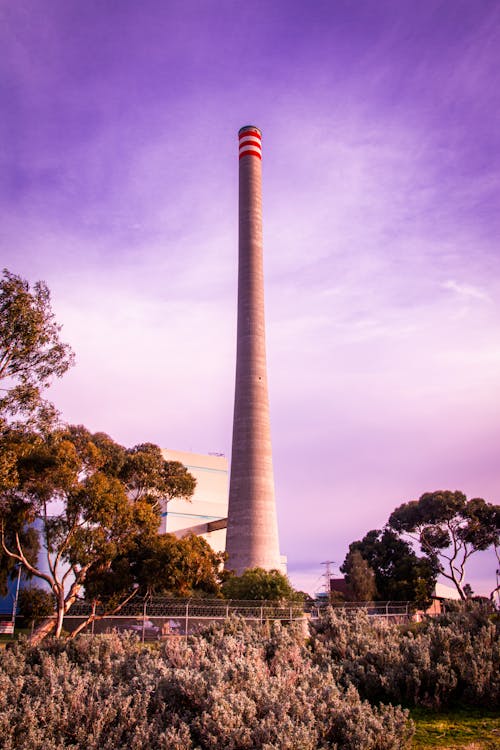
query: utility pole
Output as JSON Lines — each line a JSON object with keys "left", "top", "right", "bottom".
{"left": 11, "top": 563, "right": 22, "bottom": 637}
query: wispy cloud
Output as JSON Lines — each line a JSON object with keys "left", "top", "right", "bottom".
{"left": 442, "top": 279, "right": 491, "bottom": 302}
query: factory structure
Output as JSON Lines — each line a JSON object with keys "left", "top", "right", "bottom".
{"left": 163, "top": 126, "right": 285, "bottom": 574}
{"left": 160, "top": 449, "right": 228, "bottom": 555}
{"left": 225, "top": 126, "right": 283, "bottom": 574}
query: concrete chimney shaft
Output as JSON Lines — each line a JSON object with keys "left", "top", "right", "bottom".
{"left": 225, "top": 126, "right": 282, "bottom": 575}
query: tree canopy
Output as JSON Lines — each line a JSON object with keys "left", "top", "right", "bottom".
{"left": 341, "top": 528, "right": 437, "bottom": 607}
{"left": 221, "top": 567, "right": 300, "bottom": 601}
{"left": 69, "top": 532, "right": 225, "bottom": 637}
{"left": 0, "top": 270, "right": 215, "bottom": 642}
{"left": 0, "top": 269, "right": 74, "bottom": 426}
{"left": 341, "top": 549, "right": 378, "bottom": 602}
{"left": 389, "top": 491, "right": 500, "bottom": 600}
{"left": 84, "top": 532, "right": 223, "bottom": 603}
{"left": 120, "top": 442, "right": 196, "bottom": 508}
{"left": 0, "top": 425, "right": 197, "bottom": 642}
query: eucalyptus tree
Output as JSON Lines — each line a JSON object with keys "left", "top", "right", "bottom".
{"left": 0, "top": 269, "right": 74, "bottom": 600}
{"left": 0, "top": 268, "right": 74, "bottom": 427}
{"left": 0, "top": 426, "right": 196, "bottom": 642}
{"left": 342, "top": 528, "right": 437, "bottom": 607}
{"left": 389, "top": 491, "right": 500, "bottom": 600}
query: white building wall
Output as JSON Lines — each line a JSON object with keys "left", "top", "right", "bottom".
{"left": 160, "top": 449, "right": 228, "bottom": 554}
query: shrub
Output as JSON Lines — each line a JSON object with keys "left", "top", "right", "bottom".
{"left": 0, "top": 620, "right": 413, "bottom": 749}
{"left": 221, "top": 567, "right": 301, "bottom": 601}
{"left": 310, "top": 606, "right": 500, "bottom": 709}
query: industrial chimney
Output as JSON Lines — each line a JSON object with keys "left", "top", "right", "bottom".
{"left": 225, "top": 126, "right": 282, "bottom": 575}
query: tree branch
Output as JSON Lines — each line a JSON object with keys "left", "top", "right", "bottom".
{"left": 0, "top": 527, "right": 55, "bottom": 590}
{"left": 68, "top": 588, "right": 139, "bottom": 639}
{"left": 53, "top": 516, "right": 79, "bottom": 575}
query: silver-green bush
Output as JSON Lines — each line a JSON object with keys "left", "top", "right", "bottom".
{"left": 0, "top": 621, "right": 413, "bottom": 750}
{"left": 310, "top": 607, "right": 500, "bottom": 709}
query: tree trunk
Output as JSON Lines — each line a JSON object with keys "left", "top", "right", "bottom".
{"left": 29, "top": 615, "right": 57, "bottom": 645}
{"left": 30, "top": 584, "right": 82, "bottom": 645}
{"left": 54, "top": 592, "right": 65, "bottom": 637}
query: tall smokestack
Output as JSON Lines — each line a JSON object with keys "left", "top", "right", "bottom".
{"left": 225, "top": 126, "right": 282, "bottom": 575}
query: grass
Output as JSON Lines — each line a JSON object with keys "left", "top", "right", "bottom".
{"left": 411, "top": 708, "right": 500, "bottom": 749}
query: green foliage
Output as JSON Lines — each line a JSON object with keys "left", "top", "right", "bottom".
{"left": 18, "top": 586, "right": 55, "bottom": 625}
{"left": 342, "top": 549, "right": 378, "bottom": 601}
{"left": 0, "top": 268, "right": 74, "bottom": 426}
{"left": 0, "top": 425, "right": 196, "bottom": 641}
{"left": 341, "top": 528, "right": 437, "bottom": 607}
{"left": 0, "top": 269, "right": 74, "bottom": 599}
{"left": 0, "top": 521, "right": 39, "bottom": 597}
{"left": 119, "top": 443, "right": 196, "bottom": 507}
{"left": 389, "top": 491, "right": 500, "bottom": 599}
{"left": 222, "top": 567, "right": 300, "bottom": 601}
{"left": 87, "top": 532, "right": 225, "bottom": 602}
{"left": 0, "top": 622, "right": 414, "bottom": 749}
{"left": 155, "top": 533, "right": 224, "bottom": 596}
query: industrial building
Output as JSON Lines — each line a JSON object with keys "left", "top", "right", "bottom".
{"left": 160, "top": 449, "right": 228, "bottom": 554}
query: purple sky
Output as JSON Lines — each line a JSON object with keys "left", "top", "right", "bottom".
{"left": 2, "top": 0, "right": 500, "bottom": 595}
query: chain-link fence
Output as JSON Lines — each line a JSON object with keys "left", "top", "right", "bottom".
{"left": 64, "top": 598, "right": 307, "bottom": 641}
{"left": 61, "top": 598, "right": 417, "bottom": 641}
{"left": 308, "top": 600, "right": 414, "bottom": 627}
{"left": 310, "top": 600, "right": 412, "bottom": 619}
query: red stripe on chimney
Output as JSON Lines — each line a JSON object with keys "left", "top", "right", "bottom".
{"left": 239, "top": 150, "right": 262, "bottom": 160}
{"left": 239, "top": 130, "right": 261, "bottom": 140}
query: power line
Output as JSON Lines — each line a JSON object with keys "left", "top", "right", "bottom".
{"left": 321, "top": 560, "right": 337, "bottom": 596}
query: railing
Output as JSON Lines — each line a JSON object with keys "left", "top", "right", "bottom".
{"left": 63, "top": 598, "right": 307, "bottom": 640}
{"left": 309, "top": 600, "right": 412, "bottom": 618}
{"left": 66, "top": 597, "right": 305, "bottom": 619}
{"left": 62, "top": 597, "right": 417, "bottom": 641}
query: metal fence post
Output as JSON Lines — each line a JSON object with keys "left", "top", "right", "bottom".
{"left": 185, "top": 601, "right": 189, "bottom": 639}
{"left": 141, "top": 597, "right": 147, "bottom": 643}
